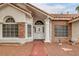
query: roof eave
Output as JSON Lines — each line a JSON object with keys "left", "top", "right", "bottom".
{"left": 68, "top": 19, "right": 79, "bottom": 23}
{"left": 0, "top": 3, "right": 32, "bottom": 18}
{"left": 24, "top": 3, "right": 54, "bottom": 20}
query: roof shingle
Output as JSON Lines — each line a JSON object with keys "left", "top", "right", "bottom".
{"left": 51, "top": 14, "right": 79, "bottom": 20}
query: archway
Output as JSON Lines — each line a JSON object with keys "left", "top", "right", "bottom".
{"left": 33, "top": 20, "right": 45, "bottom": 40}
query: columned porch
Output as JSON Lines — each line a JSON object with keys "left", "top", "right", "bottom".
{"left": 32, "top": 16, "right": 51, "bottom": 42}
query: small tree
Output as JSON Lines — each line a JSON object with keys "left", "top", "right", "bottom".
{"left": 76, "top": 6, "right": 79, "bottom": 13}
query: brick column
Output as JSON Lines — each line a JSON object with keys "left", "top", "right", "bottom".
{"left": 18, "top": 22, "right": 25, "bottom": 38}
{"left": 68, "top": 23, "right": 72, "bottom": 40}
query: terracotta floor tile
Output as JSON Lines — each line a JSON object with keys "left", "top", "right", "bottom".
{"left": 0, "top": 42, "right": 79, "bottom": 56}
{"left": 30, "top": 41, "right": 48, "bottom": 56}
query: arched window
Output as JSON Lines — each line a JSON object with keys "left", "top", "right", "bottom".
{"left": 3, "top": 16, "right": 18, "bottom": 37}
{"left": 34, "top": 20, "right": 44, "bottom": 33}
{"left": 6, "top": 17, "right": 15, "bottom": 23}
{"left": 35, "top": 21, "right": 44, "bottom": 25}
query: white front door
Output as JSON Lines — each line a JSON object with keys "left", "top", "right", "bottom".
{"left": 34, "top": 25, "right": 45, "bottom": 39}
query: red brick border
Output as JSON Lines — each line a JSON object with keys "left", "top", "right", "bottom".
{"left": 18, "top": 22, "right": 25, "bottom": 38}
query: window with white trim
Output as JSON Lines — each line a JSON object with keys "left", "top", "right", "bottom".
{"left": 55, "top": 25, "right": 68, "bottom": 37}
{"left": 27, "top": 24, "right": 31, "bottom": 37}
{"left": 3, "top": 17, "right": 18, "bottom": 37}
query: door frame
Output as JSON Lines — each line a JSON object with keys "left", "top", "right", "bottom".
{"left": 33, "top": 20, "right": 45, "bottom": 40}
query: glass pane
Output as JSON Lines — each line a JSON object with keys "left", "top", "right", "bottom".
{"left": 3, "top": 24, "right": 18, "bottom": 37}
{"left": 35, "top": 21, "right": 44, "bottom": 25}
{"left": 27, "top": 24, "right": 31, "bottom": 37}
{"left": 6, "top": 17, "right": 15, "bottom": 23}
{"left": 55, "top": 25, "right": 68, "bottom": 37}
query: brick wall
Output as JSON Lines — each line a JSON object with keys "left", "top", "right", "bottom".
{"left": 51, "top": 20, "right": 71, "bottom": 43}
{"left": 18, "top": 22, "right": 25, "bottom": 38}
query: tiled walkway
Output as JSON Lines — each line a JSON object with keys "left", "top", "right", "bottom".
{"left": 0, "top": 41, "right": 79, "bottom": 56}
{"left": 30, "top": 41, "right": 48, "bottom": 56}
{"left": 0, "top": 41, "right": 48, "bottom": 56}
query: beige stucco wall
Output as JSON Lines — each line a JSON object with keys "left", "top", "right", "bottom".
{"left": 49, "top": 20, "right": 52, "bottom": 42}
{"left": 44, "top": 18, "right": 51, "bottom": 42}
{"left": 25, "top": 16, "right": 33, "bottom": 41}
{"left": 72, "top": 21, "right": 79, "bottom": 42}
{"left": 0, "top": 4, "right": 51, "bottom": 43}
{"left": 0, "top": 5, "right": 33, "bottom": 44}
{"left": 0, "top": 5, "right": 28, "bottom": 23}
{"left": 0, "top": 24, "right": 2, "bottom": 38}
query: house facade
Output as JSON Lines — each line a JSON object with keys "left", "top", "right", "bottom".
{"left": 0, "top": 3, "right": 79, "bottom": 44}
